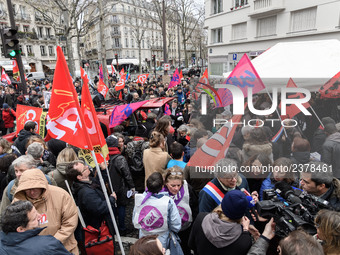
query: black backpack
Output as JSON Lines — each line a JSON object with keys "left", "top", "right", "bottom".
{"left": 126, "top": 140, "right": 145, "bottom": 173}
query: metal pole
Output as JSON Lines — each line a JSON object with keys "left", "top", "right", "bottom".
{"left": 162, "top": 0, "right": 167, "bottom": 75}
{"left": 177, "top": 11, "right": 181, "bottom": 68}
{"left": 91, "top": 150, "right": 125, "bottom": 255}
{"left": 6, "top": 0, "right": 26, "bottom": 94}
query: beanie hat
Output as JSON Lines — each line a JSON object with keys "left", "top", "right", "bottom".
{"left": 322, "top": 117, "right": 335, "bottom": 126}
{"left": 221, "top": 190, "right": 248, "bottom": 220}
{"left": 2, "top": 103, "right": 9, "bottom": 109}
{"left": 106, "top": 135, "right": 118, "bottom": 148}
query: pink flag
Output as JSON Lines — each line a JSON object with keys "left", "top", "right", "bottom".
{"left": 1, "top": 69, "right": 11, "bottom": 85}
{"left": 109, "top": 100, "right": 147, "bottom": 128}
{"left": 99, "top": 64, "right": 104, "bottom": 81}
{"left": 168, "top": 68, "right": 181, "bottom": 89}
{"left": 164, "top": 103, "right": 171, "bottom": 115}
{"left": 216, "top": 54, "right": 265, "bottom": 107}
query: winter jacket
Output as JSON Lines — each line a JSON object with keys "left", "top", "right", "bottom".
{"left": 321, "top": 178, "right": 340, "bottom": 211}
{"left": 109, "top": 154, "right": 135, "bottom": 206}
{"left": 290, "top": 151, "right": 311, "bottom": 165}
{"left": 188, "top": 212, "right": 252, "bottom": 255}
{"left": 2, "top": 108, "right": 16, "bottom": 128}
{"left": 72, "top": 179, "right": 116, "bottom": 232}
{"left": 242, "top": 143, "right": 273, "bottom": 162}
{"left": 47, "top": 162, "right": 69, "bottom": 191}
{"left": 312, "top": 128, "right": 327, "bottom": 154}
{"left": 133, "top": 191, "right": 182, "bottom": 250}
{"left": 0, "top": 228, "right": 71, "bottom": 255}
{"left": 13, "top": 169, "right": 79, "bottom": 254}
{"left": 143, "top": 147, "right": 171, "bottom": 185}
{"left": 13, "top": 129, "right": 39, "bottom": 155}
{"left": 199, "top": 176, "right": 249, "bottom": 213}
{"left": 246, "top": 235, "right": 270, "bottom": 255}
{"left": 321, "top": 132, "right": 340, "bottom": 178}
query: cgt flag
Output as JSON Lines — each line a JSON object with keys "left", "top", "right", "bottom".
{"left": 16, "top": 105, "right": 48, "bottom": 138}
{"left": 80, "top": 73, "right": 109, "bottom": 167}
{"left": 115, "top": 74, "right": 126, "bottom": 91}
{"left": 13, "top": 59, "right": 20, "bottom": 81}
{"left": 46, "top": 46, "right": 93, "bottom": 150}
{"left": 188, "top": 113, "right": 242, "bottom": 168}
{"left": 1, "top": 69, "right": 11, "bottom": 85}
{"left": 168, "top": 68, "right": 181, "bottom": 89}
{"left": 137, "top": 73, "right": 149, "bottom": 84}
{"left": 216, "top": 54, "right": 265, "bottom": 107}
{"left": 280, "top": 78, "right": 311, "bottom": 119}
{"left": 319, "top": 71, "right": 340, "bottom": 98}
{"left": 109, "top": 100, "right": 147, "bottom": 128}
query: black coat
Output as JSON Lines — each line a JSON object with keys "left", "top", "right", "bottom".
{"left": 109, "top": 154, "right": 135, "bottom": 206}
{"left": 188, "top": 212, "right": 252, "bottom": 255}
{"left": 73, "top": 179, "right": 116, "bottom": 231}
{"left": 13, "top": 130, "right": 38, "bottom": 155}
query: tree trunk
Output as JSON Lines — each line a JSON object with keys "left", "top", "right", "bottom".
{"left": 63, "top": 9, "right": 75, "bottom": 78}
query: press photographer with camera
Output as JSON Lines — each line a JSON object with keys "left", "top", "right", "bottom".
{"left": 300, "top": 162, "right": 340, "bottom": 211}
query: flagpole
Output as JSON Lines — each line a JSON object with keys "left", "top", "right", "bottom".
{"left": 103, "top": 158, "right": 114, "bottom": 194}
{"left": 64, "top": 180, "right": 86, "bottom": 228}
{"left": 309, "top": 105, "right": 324, "bottom": 128}
{"left": 91, "top": 150, "right": 125, "bottom": 255}
{"left": 264, "top": 87, "right": 288, "bottom": 138}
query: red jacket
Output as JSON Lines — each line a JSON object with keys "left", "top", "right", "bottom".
{"left": 2, "top": 108, "right": 16, "bottom": 128}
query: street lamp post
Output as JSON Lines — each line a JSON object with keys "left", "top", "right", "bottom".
{"left": 162, "top": 0, "right": 168, "bottom": 75}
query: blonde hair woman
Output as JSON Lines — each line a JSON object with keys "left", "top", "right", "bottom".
{"left": 315, "top": 209, "right": 340, "bottom": 255}
{"left": 143, "top": 131, "right": 171, "bottom": 186}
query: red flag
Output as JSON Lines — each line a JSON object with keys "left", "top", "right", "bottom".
{"left": 80, "top": 66, "right": 89, "bottom": 84}
{"left": 319, "top": 71, "right": 340, "bottom": 98}
{"left": 216, "top": 54, "right": 265, "bottom": 107}
{"left": 109, "top": 101, "right": 147, "bottom": 128}
{"left": 119, "top": 68, "right": 125, "bottom": 76}
{"left": 137, "top": 73, "right": 149, "bottom": 84}
{"left": 179, "top": 70, "right": 183, "bottom": 80}
{"left": 280, "top": 78, "right": 311, "bottom": 119}
{"left": 168, "top": 68, "right": 180, "bottom": 89}
{"left": 97, "top": 79, "right": 109, "bottom": 98}
{"left": 188, "top": 113, "right": 242, "bottom": 168}
{"left": 115, "top": 74, "right": 126, "bottom": 91}
{"left": 16, "top": 105, "right": 47, "bottom": 137}
{"left": 46, "top": 46, "right": 93, "bottom": 150}
{"left": 1, "top": 69, "right": 11, "bottom": 85}
{"left": 81, "top": 74, "right": 109, "bottom": 165}
{"left": 13, "top": 59, "right": 20, "bottom": 81}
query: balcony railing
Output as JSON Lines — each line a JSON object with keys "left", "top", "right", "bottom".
{"left": 41, "top": 52, "right": 48, "bottom": 56}
{"left": 249, "top": 0, "right": 285, "bottom": 18}
{"left": 17, "top": 31, "right": 38, "bottom": 39}
{"left": 28, "top": 52, "right": 35, "bottom": 57}
{"left": 112, "top": 45, "right": 122, "bottom": 49}
{"left": 111, "top": 31, "right": 121, "bottom": 36}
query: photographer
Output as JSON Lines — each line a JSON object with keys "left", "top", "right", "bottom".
{"left": 300, "top": 162, "right": 340, "bottom": 211}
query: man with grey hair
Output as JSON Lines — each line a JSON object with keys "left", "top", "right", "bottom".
{"left": 300, "top": 161, "right": 340, "bottom": 211}
{"left": 198, "top": 158, "right": 249, "bottom": 213}
{"left": 26, "top": 142, "right": 55, "bottom": 174}
{"left": 241, "top": 125, "right": 254, "bottom": 142}
{"left": 0, "top": 155, "right": 56, "bottom": 215}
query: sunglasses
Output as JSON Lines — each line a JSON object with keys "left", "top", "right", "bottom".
{"left": 170, "top": 171, "right": 183, "bottom": 176}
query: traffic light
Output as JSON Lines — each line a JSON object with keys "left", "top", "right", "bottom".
{"left": 152, "top": 55, "right": 155, "bottom": 62}
{"left": 0, "top": 28, "right": 19, "bottom": 59}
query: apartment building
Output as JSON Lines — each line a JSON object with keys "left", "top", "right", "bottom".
{"left": 205, "top": 0, "right": 340, "bottom": 77}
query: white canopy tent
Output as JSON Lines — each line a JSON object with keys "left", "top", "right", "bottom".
{"left": 223, "top": 39, "right": 340, "bottom": 91}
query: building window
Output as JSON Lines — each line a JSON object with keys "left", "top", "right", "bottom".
{"left": 131, "top": 39, "right": 134, "bottom": 48}
{"left": 142, "top": 40, "right": 145, "bottom": 49}
{"left": 37, "top": 27, "right": 43, "bottom": 38}
{"left": 46, "top": 27, "right": 51, "bottom": 37}
{"left": 211, "top": 28, "right": 222, "bottom": 43}
{"left": 61, "top": 46, "right": 67, "bottom": 55}
{"left": 234, "top": 0, "right": 248, "bottom": 8}
{"left": 257, "top": 16, "right": 276, "bottom": 37}
{"left": 26, "top": 45, "right": 32, "bottom": 54}
{"left": 114, "top": 38, "right": 120, "bottom": 47}
{"left": 23, "top": 25, "right": 29, "bottom": 32}
{"left": 232, "top": 22, "right": 247, "bottom": 40}
{"left": 290, "top": 7, "right": 317, "bottom": 32}
{"left": 212, "top": 0, "right": 223, "bottom": 14}
{"left": 40, "top": 45, "right": 46, "bottom": 56}
{"left": 48, "top": 46, "right": 54, "bottom": 56}
{"left": 125, "top": 38, "right": 128, "bottom": 47}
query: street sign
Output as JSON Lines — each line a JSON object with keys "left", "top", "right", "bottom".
{"left": 164, "top": 63, "right": 170, "bottom": 71}
{"left": 233, "top": 53, "right": 237, "bottom": 61}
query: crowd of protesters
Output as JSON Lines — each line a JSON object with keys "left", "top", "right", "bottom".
{"left": 0, "top": 71, "right": 340, "bottom": 255}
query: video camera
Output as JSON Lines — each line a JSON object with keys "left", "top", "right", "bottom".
{"left": 257, "top": 181, "right": 331, "bottom": 237}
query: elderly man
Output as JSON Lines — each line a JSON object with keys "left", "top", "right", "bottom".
{"left": 13, "top": 168, "right": 79, "bottom": 254}
{"left": 0, "top": 155, "right": 56, "bottom": 215}
{"left": 0, "top": 201, "right": 71, "bottom": 254}
{"left": 198, "top": 158, "right": 249, "bottom": 213}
